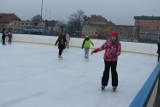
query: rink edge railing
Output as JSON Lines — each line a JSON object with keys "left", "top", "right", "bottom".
{"left": 0, "top": 33, "right": 158, "bottom": 56}
{"left": 129, "top": 63, "right": 160, "bottom": 107}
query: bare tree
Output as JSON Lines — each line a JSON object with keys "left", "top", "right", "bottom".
{"left": 68, "top": 9, "right": 85, "bottom": 37}
{"left": 32, "top": 15, "right": 42, "bottom": 27}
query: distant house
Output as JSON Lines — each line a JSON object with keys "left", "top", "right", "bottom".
{"left": 134, "top": 16, "right": 160, "bottom": 43}
{"left": 82, "top": 15, "right": 115, "bottom": 38}
{"left": 45, "top": 20, "right": 58, "bottom": 34}
{"left": 84, "top": 15, "right": 110, "bottom": 25}
{"left": 134, "top": 16, "right": 160, "bottom": 30}
{"left": 0, "top": 13, "right": 21, "bottom": 31}
{"left": 9, "top": 20, "right": 45, "bottom": 34}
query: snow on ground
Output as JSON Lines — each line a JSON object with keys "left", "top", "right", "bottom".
{"left": 0, "top": 42, "right": 157, "bottom": 107}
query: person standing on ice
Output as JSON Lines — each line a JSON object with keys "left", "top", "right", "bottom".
{"left": 65, "top": 33, "right": 70, "bottom": 49}
{"left": 82, "top": 35, "right": 94, "bottom": 60}
{"left": 2, "top": 28, "right": 6, "bottom": 45}
{"left": 7, "top": 31, "right": 13, "bottom": 44}
{"left": 55, "top": 32, "right": 66, "bottom": 59}
{"left": 91, "top": 32, "right": 121, "bottom": 91}
{"left": 157, "top": 40, "right": 160, "bottom": 62}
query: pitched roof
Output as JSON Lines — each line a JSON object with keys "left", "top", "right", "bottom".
{"left": 0, "top": 13, "right": 21, "bottom": 23}
{"left": 134, "top": 16, "right": 160, "bottom": 20}
{"left": 89, "top": 15, "right": 108, "bottom": 23}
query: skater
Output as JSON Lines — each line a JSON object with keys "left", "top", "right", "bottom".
{"left": 82, "top": 35, "right": 94, "bottom": 60}
{"left": 157, "top": 40, "right": 160, "bottom": 62}
{"left": 65, "top": 33, "right": 70, "bottom": 49}
{"left": 91, "top": 32, "right": 121, "bottom": 91}
{"left": 2, "top": 28, "right": 6, "bottom": 45}
{"left": 7, "top": 31, "right": 12, "bottom": 44}
{"left": 55, "top": 32, "right": 66, "bottom": 59}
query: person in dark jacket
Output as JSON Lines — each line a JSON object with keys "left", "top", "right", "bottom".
{"left": 55, "top": 32, "right": 66, "bottom": 59}
{"left": 2, "top": 28, "right": 6, "bottom": 45}
{"left": 7, "top": 31, "right": 12, "bottom": 44}
{"left": 157, "top": 41, "right": 160, "bottom": 62}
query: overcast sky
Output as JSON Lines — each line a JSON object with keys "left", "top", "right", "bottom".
{"left": 0, "top": 0, "right": 160, "bottom": 25}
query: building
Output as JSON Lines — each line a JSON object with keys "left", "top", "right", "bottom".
{"left": 134, "top": 16, "right": 160, "bottom": 43}
{"left": 9, "top": 20, "right": 45, "bottom": 34}
{"left": 82, "top": 15, "right": 137, "bottom": 41}
{"left": 84, "top": 15, "right": 110, "bottom": 25}
{"left": 0, "top": 13, "right": 21, "bottom": 31}
{"left": 82, "top": 15, "right": 115, "bottom": 38}
{"left": 82, "top": 24, "right": 137, "bottom": 41}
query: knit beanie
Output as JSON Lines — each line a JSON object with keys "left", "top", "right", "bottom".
{"left": 111, "top": 32, "right": 119, "bottom": 39}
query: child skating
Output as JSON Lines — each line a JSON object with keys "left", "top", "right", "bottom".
{"left": 91, "top": 32, "right": 121, "bottom": 91}
{"left": 82, "top": 35, "right": 94, "bottom": 61}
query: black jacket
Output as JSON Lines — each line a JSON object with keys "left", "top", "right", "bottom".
{"left": 55, "top": 35, "right": 66, "bottom": 49}
{"left": 157, "top": 42, "right": 160, "bottom": 53}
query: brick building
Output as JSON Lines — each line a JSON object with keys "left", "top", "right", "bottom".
{"left": 134, "top": 16, "right": 160, "bottom": 43}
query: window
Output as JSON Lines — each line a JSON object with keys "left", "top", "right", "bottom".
{"left": 141, "top": 26, "right": 143, "bottom": 29}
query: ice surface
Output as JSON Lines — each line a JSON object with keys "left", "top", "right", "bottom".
{"left": 0, "top": 43, "right": 157, "bottom": 107}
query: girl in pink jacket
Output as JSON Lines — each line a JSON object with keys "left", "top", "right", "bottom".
{"left": 91, "top": 32, "right": 121, "bottom": 91}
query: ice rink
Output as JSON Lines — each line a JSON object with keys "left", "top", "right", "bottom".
{"left": 0, "top": 42, "right": 158, "bottom": 107}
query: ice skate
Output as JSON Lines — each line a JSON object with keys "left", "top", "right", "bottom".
{"left": 58, "top": 55, "right": 63, "bottom": 59}
{"left": 113, "top": 86, "right": 117, "bottom": 91}
{"left": 84, "top": 58, "right": 89, "bottom": 62}
{"left": 101, "top": 85, "right": 105, "bottom": 90}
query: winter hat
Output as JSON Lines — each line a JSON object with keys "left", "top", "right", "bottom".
{"left": 111, "top": 32, "right": 119, "bottom": 39}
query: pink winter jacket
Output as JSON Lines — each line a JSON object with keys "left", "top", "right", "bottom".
{"left": 96, "top": 39, "right": 121, "bottom": 61}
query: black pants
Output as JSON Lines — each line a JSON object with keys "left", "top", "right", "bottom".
{"left": 59, "top": 48, "right": 63, "bottom": 56}
{"left": 101, "top": 60, "right": 118, "bottom": 87}
{"left": 158, "top": 53, "right": 160, "bottom": 62}
{"left": 2, "top": 37, "right": 6, "bottom": 45}
{"left": 8, "top": 38, "right": 12, "bottom": 44}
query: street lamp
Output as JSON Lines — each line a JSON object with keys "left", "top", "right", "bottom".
{"left": 40, "top": 0, "right": 44, "bottom": 34}
{"left": 41, "top": 0, "right": 43, "bottom": 20}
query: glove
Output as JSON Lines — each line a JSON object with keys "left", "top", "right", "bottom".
{"left": 91, "top": 49, "right": 98, "bottom": 54}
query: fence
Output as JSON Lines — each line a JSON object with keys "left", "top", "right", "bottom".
{"left": 130, "top": 63, "right": 160, "bottom": 107}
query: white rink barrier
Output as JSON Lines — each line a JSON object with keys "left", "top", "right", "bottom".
{"left": 0, "top": 33, "right": 158, "bottom": 55}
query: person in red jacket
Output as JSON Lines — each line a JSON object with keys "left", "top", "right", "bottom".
{"left": 91, "top": 32, "right": 121, "bottom": 91}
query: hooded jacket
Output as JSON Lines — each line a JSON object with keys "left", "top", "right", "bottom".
{"left": 82, "top": 36, "right": 94, "bottom": 49}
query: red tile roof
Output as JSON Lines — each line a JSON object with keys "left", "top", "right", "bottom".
{"left": 0, "top": 13, "right": 21, "bottom": 23}
{"left": 88, "top": 15, "right": 108, "bottom": 23}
